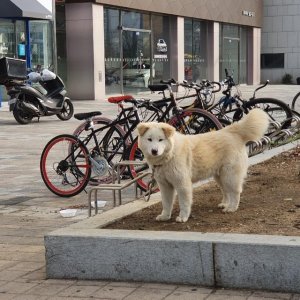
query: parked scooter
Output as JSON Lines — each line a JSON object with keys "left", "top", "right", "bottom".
{"left": 0, "top": 57, "right": 73, "bottom": 124}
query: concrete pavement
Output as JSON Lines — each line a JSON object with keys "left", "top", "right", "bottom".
{"left": 0, "top": 84, "right": 299, "bottom": 299}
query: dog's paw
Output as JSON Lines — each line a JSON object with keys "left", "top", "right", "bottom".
{"left": 176, "top": 216, "right": 188, "bottom": 223}
{"left": 218, "top": 203, "right": 227, "bottom": 209}
{"left": 156, "top": 214, "right": 171, "bottom": 221}
{"left": 222, "top": 207, "right": 238, "bottom": 213}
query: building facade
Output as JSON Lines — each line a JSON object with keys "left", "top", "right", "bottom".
{"left": 61, "top": 0, "right": 262, "bottom": 99}
{"left": 261, "top": 0, "right": 300, "bottom": 84}
{"left": 0, "top": 0, "right": 55, "bottom": 101}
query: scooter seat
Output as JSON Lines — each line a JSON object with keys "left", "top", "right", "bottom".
{"left": 74, "top": 111, "right": 102, "bottom": 120}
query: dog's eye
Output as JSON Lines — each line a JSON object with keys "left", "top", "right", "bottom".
{"left": 148, "top": 138, "right": 152, "bottom": 142}
{"left": 159, "top": 139, "right": 163, "bottom": 142}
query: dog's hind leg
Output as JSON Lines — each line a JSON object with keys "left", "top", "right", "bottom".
{"left": 214, "top": 174, "right": 228, "bottom": 209}
{"left": 156, "top": 182, "right": 175, "bottom": 221}
{"left": 176, "top": 181, "right": 193, "bottom": 223}
{"left": 219, "top": 167, "right": 247, "bottom": 213}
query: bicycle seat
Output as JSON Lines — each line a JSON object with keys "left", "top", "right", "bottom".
{"left": 148, "top": 84, "right": 168, "bottom": 92}
{"left": 108, "top": 95, "right": 134, "bottom": 103}
{"left": 74, "top": 111, "right": 102, "bottom": 120}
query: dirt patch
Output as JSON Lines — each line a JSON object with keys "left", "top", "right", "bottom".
{"left": 105, "top": 146, "right": 300, "bottom": 236}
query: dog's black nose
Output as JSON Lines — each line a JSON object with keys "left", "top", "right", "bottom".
{"left": 151, "top": 149, "right": 158, "bottom": 156}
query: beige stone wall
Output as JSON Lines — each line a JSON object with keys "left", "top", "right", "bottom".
{"left": 94, "top": 0, "right": 262, "bottom": 27}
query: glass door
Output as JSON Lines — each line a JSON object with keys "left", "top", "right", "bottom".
{"left": 121, "top": 29, "right": 152, "bottom": 94}
{"left": 221, "top": 37, "right": 239, "bottom": 81}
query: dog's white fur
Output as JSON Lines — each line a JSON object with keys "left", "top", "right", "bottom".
{"left": 137, "top": 109, "right": 269, "bottom": 223}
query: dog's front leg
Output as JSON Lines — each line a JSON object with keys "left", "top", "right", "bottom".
{"left": 176, "top": 182, "right": 193, "bottom": 223}
{"left": 156, "top": 182, "right": 175, "bottom": 221}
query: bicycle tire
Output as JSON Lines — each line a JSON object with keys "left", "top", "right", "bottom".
{"left": 291, "top": 91, "right": 300, "bottom": 111}
{"left": 40, "top": 134, "right": 91, "bottom": 197}
{"left": 73, "top": 117, "right": 129, "bottom": 184}
{"left": 233, "top": 98, "right": 293, "bottom": 129}
{"left": 126, "top": 109, "right": 223, "bottom": 191}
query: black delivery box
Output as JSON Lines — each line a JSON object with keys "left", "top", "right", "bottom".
{"left": 0, "top": 57, "right": 27, "bottom": 84}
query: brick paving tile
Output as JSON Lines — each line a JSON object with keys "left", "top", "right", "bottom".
{"left": 164, "top": 291, "right": 210, "bottom": 300}
{"left": 74, "top": 280, "right": 109, "bottom": 286}
{"left": 0, "top": 293, "right": 18, "bottom": 300}
{"left": 18, "top": 267, "right": 46, "bottom": 281}
{"left": 124, "top": 287, "right": 173, "bottom": 300}
{"left": 249, "top": 291, "right": 293, "bottom": 299}
{"left": 47, "top": 297, "right": 111, "bottom": 300}
{"left": 292, "top": 295, "right": 300, "bottom": 300}
{"left": 12, "top": 295, "right": 48, "bottom": 300}
{"left": 0, "top": 281, "right": 39, "bottom": 294}
{"left": 248, "top": 298, "right": 292, "bottom": 300}
{"left": 205, "top": 294, "right": 248, "bottom": 300}
{"left": 106, "top": 281, "right": 143, "bottom": 288}
{"left": 0, "top": 269, "right": 30, "bottom": 281}
{"left": 0, "top": 260, "right": 17, "bottom": 271}
{"left": 6, "top": 261, "right": 44, "bottom": 272}
{"left": 174, "top": 286, "right": 213, "bottom": 294}
{"left": 57, "top": 284, "right": 101, "bottom": 297}
{"left": 24, "top": 282, "right": 73, "bottom": 296}
{"left": 213, "top": 288, "right": 252, "bottom": 296}
{"left": 139, "top": 283, "right": 178, "bottom": 290}
{"left": 93, "top": 286, "right": 137, "bottom": 299}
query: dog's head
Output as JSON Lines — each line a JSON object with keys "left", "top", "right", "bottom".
{"left": 137, "top": 122, "right": 175, "bottom": 162}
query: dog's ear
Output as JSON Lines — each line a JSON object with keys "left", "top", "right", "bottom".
{"left": 137, "top": 123, "right": 150, "bottom": 136}
{"left": 161, "top": 123, "right": 176, "bottom": 138}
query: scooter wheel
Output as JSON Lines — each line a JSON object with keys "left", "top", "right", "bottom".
{"left": 56, "top": 98, "right": 74, "bottom": 121}
{"left": 13, "top": 108, "right": 33, "bottom": 124}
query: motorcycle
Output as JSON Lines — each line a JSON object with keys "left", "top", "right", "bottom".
{"left": 0, "top": 57, "right": 73, "bottom": 124}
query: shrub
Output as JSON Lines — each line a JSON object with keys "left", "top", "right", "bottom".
{"left": 281, "top": 73, "right": 293, "bottom": 84}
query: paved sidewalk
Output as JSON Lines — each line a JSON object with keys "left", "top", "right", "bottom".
{"left": 0, "top": 84, "right": 299, "bottom": 299}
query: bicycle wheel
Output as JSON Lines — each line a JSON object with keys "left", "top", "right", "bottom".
{"left": 73, "top": 117, "right": 129, "bottom": 184}
{"left": 127, "top": 109, "right": 222, "bottom": 191}
{"left": 40, "top": 134, "right": 91, "bottom": 197}
{"left": 168, "top": 108, "right": 223, "bottom": 133}
{"left": 233, "top": 98, "right": 293, "bottom": 129}
{"left": 292, "top": 92, "right": 300, "bottom": 112}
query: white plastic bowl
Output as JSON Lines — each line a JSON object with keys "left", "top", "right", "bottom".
{"left": 91, "top": 200, "right": 107, "bottom": 208}
{"left": 59, "top": 209, "right": 77, "bottom": 218}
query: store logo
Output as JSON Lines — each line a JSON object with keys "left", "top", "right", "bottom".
{"left": 242, "top": 10, "right": 255, "bottom": 17}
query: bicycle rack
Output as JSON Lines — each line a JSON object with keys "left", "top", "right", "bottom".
{"left": 88, "top": 160, "right": 152, "bottom": 217}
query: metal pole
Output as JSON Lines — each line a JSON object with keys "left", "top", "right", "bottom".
{"left": 52, "top": 0, "right": 58, "bottom": 73}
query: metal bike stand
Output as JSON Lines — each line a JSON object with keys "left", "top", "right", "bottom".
{"left": 88, "top": 161, "right": 151, "bottom": 217}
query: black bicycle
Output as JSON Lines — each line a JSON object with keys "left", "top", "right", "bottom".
{"left": 40, "top": 79, "right": 222, "bottom": 197}
{"left": 184, "top": 70, "right": 294, "bottom": 130}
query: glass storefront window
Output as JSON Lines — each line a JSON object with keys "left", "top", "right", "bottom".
{"left": 104, "top": 8, "right": 121, "bottom": 94}
{"left": 104, "top": 8, "right": 171, "bottom": 95}
{"left": 184, "top": 19, "right": 208, "bottom": 82}
{"left": 121, "top": 10, "right": 150, "bottom": 30}
{"left": 29, "top": 20, "right": 54, "bottom": 70}
{"left": 0, "top": 19, "right": 16, "bottom": 58}
{"left": 152, "top": 14, "right": 170, "bottom": 84}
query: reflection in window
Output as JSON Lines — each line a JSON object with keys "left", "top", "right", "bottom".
{"left": 219, "top": 24, "right": 248, "bottom": 83}
{"left": 29, "top": 20, "right": 53, "bottom": 70}
{"left": 121, "top": 10, "right": 150, "bottom": 29}
{"left": 184, "top": 19, "right": 208, "bottom": 82}
{"left": 104, "top": 8, "right": 121, "bottom": 94}
{"left": 0, "top": 19, "right": 16, "bottom": 58}
{"left": 152, "top": 14, "right": 170, "bottom": 83}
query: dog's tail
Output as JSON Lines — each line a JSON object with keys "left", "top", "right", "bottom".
{"left": 227, "top": 108, "right": 269, "bottom": 142}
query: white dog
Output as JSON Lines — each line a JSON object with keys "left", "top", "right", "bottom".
{"left": 137, "top": 109, "right": 269, "bottom": 223}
